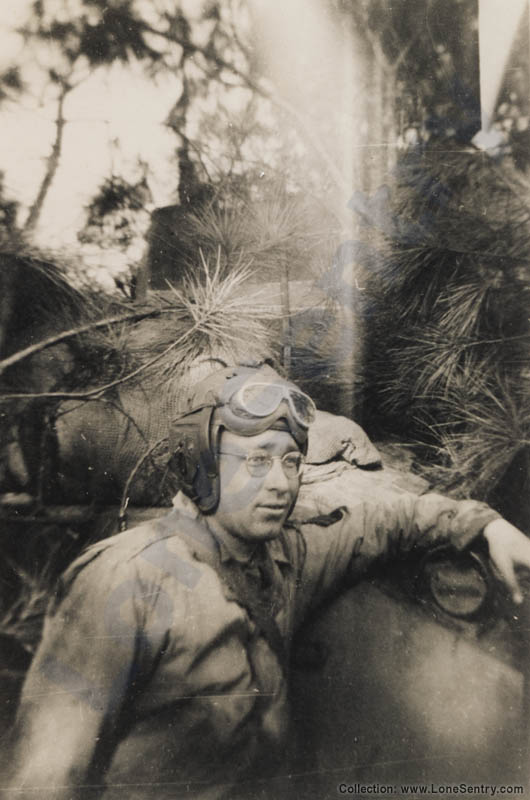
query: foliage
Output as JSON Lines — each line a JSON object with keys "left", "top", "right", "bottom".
{"left": 0, "top": 66, "right": 24, "bottom": 105}
{"left": 77, "top": 171, "right": 153, "bottom": 295}
{"left": 182, "top": 179, "right": 339, "bottom": 277}
{"left": 421, "top": 374, "right": 530, "bottom": 501}
{"left": 337, "top": 0, "right": 480, "bottom": 143}
{"left": 0, "top": 524, "right": 79, "bottom": 655}
{"left": 24, "top": 0, "right": 164, "bottom": 68}
{"left": 8, "top": 0, "right": 262, "bottom": 235}
{"left": 0, "top": 248, "right": 281, "bottom": 490}
{"left": 83, "top": 174, "right": 151, "bottom": 220}
{"left": 358, "top": 144, "right": 530, "bottom": 503}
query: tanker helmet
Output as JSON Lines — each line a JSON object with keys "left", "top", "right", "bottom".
{"left": 169, "top": 364, "right": 316, "bottom": 513}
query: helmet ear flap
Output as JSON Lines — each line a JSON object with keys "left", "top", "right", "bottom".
{"left": 169, "top": 406, "right": 220, "bottom": 513}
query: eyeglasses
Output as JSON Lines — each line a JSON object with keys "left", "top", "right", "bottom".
{"left": 229, "top": 383, "right": 316, "bottom": 429}
{"left": 218, "top": 449, "right": 305, "bottom": 478}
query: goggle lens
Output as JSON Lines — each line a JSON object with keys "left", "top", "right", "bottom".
{"left": 239, "top": 384, "right": 284, "bottom": 417}
{"left": 289, "top": 390, "right": 317, "bottom": 425}
{"left": 236, "top": 383, "right": 316, "bottom": 427}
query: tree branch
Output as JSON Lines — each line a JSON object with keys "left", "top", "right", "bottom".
{"left": 0, "top": 307, "right": 179, "bottom": 377}
{"left": 0, "top": 306, "right": 210, "bottom": 400}
{"left": 119, "top": 433, "right": 169, "bottom": 525}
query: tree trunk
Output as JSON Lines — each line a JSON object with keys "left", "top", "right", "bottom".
{"left": 0, "top": 256, "right": 16, "bottom": 356}
{"left": 23, "top": 85, "right": 69, "bottom": 234}
{"left": 383, "top": 68, "right": 398, "bottom": 177}
{"left": 280, "top": 258, "right": 292, "bottom": 376}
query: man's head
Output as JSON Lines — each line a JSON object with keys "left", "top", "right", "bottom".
{"left": 212, "top": 426, "right": 302, "bottom": 545}
{"left": 170, "top": 364, "right": 316, "bottom": 540}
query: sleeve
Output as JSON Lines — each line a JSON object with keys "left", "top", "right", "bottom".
{"left": 5, "top": 548, "right": 166, "bottom": 800}
{"left": 295, "top": 486, "right": 501, "bottom": 619}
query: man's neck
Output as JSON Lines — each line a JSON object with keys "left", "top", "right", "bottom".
{"left": 205, "top": 518, "right": 262, "bottom": 563}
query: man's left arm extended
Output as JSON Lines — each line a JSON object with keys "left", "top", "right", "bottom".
{"left": 296, "top": 488, "right": 530, "bottom": 611}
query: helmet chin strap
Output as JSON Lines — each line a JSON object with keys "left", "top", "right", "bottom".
{"left": 169, "top": 406, "right": 220, "bottom": 514}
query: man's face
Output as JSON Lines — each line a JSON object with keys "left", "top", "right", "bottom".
{"left": 209, "top": 428, "right": 301, "bottom": 545}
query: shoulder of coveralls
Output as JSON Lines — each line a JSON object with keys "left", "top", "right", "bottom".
{"left": 281, "top": 513, "right": 347, "bottom": 581}
{"left": 51, "top": 509, "right": 204, "bottom": 611}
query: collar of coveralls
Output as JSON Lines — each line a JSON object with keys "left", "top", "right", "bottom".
{"left": 171, "top": 491, "right": 293, "bottom": 567}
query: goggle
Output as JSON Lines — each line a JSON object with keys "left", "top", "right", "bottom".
{"left": 228, "top": 382, "right": 316, "bottom": 429}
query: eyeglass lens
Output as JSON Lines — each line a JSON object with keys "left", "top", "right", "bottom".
{"left": 245, "top": 451, "right": 303, "bottom": 477}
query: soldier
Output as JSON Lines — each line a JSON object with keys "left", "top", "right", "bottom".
{"left": 5, "top": 363, "right": 530, "bottom": 799}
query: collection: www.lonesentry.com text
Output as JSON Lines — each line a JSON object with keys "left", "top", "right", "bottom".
{"left": 337, "top": 784, "right": 525, "bottom": 796}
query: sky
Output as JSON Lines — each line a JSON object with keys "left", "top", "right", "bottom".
{"left": 0, "top": 0, "right": 180, "bottom": 251}
{"left": 0, "top": 0, "right": 525, "bottom": 259}
{"left": 0, "top": 0, "right": 356, "bottom": 261}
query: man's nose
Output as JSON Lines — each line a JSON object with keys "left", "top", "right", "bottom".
{"left": 263, "top": 457, "right": 290, "bottom": 492}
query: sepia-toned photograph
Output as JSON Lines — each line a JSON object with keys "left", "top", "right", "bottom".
{"left": 0, "top": 1, "right": 529, "bottom": 798}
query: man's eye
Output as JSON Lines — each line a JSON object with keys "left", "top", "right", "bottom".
{"left": 283, "top": 455, "right": 300, "bottom": 468}
{"left": 247, "top": 454, "right": 270, "bottom": 467}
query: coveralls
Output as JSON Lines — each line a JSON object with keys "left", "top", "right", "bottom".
{"left": 8, "top": 483, "right": 499, "bottom": 799}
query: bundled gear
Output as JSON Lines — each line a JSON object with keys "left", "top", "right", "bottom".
{"left": 169, "top": 363, "right": 316, "bottom": 513}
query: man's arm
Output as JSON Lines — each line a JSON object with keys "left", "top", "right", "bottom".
{"left": 4, "top": 554, "right": 149, "bottom": 799}
{"left": 295, "top": 481, "right": 529, "bottom": 614}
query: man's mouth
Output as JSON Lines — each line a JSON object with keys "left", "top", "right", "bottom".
{"left": 258, "top": 504, "right": 288, "bottom": 513}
